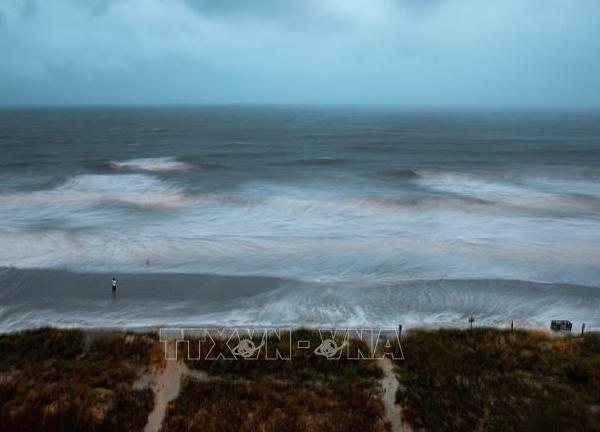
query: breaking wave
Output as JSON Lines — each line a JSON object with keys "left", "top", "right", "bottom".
{"left": 107, "top": 157, "right": 193, "bottom": 173}
{"left": 0, "top": 174, "right": 185, "bottom": 209}
{"left": 0, "top": 268, "right": 598, "bottom": 332}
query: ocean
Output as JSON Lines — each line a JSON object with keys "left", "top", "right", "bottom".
{"left": 1, "top": 106, "right": 599, "bottom": 331}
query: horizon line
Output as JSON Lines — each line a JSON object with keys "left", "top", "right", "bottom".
{"left": 1, "top": 102, "right": 600, "bottom": 112}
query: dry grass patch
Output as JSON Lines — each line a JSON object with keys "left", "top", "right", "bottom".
{"left": 0, "top": 327, "right": 158, "bottom": 432}
{"left": 162, "top": 329, "right": 386, "bottom": 432}
{"left": 395, "top": 328, "right": 600, "bottom": 432}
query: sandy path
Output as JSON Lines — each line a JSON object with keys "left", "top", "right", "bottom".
{"left": 377, "top": 358, "right": 411, "bottom": 432}
{"left": 143, "top": 360, "right": 208, "bottom": 432}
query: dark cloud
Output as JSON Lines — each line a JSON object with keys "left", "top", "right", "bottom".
{"left": 183, "top": 0, "right": 442, "bottom": 18}
{"left": 397, "top": 0, "right": 444, "bottom": 13}
{"left": 182, "top": 0, "right": 344, "bottom": 31}
{"left": 20, "top": 0, "right": 37, "bottom": 20}
{"left": 87, "top": 0, "right": 123, "bottom": 17}
{"left": 0, "top": 0, "right": 599, "bottom": 107}
{"left": 184, "top": 0, "right": 304, "bottom": 17}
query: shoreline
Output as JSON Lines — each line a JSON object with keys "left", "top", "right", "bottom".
{"left": 2, "top": 267, "right": 599, "bottom": 333}
{"left": 1, "top": 322, "right": 595, "bottom": 336}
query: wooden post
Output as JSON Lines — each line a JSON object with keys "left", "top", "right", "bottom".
{"left": 582, "top": 323, "right": 585, "bottom": 336}
{"left": 398, "top": 324, "right": 402, "bottom": 338}
{"left": 511, "top": 320, "right": 514, "bottom": 332}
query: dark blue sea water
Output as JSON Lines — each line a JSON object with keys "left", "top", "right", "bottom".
{"left": 1, "top": 107, "right": 599, "bottom": 331}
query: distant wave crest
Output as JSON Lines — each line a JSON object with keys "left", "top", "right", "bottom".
{"left": 107, "top": 157, "right": 193, "bottom": 173}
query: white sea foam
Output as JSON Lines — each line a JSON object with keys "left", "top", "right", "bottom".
{"left": 109, "top": 157, "right": 193, "bottom": 173}
{"left": 0, "top": 174, "right": 185, "bottom": 209}
{"left": 414, "top": 169, "right": 600, "bottom": 212}
{"left": 2, "top": 178, "right": 600, "bottom": 288}
{"left": 2, "top": 275, "right": 597, "bottom": 332}
{"left": 416, "top": 170, "right": 541, "bottom": 198}
{"left": 1, "top": 171, "right": 600, "bottom": 291}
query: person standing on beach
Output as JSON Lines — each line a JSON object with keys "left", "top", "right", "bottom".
{"left": 112, "top": 277, "right": 117, "bottom": 293}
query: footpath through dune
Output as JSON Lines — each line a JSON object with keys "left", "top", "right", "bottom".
{"left": 378, "top": 357, "right": 411, "bottom": 432}
{"left": 142, "top": 359, "right": 208, "bottom": 432}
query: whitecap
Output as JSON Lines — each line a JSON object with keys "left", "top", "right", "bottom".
{"left": 0, "top": 174, "right": 184, "bottom": 209}
{"left": 109, "top": 157, "right": 193, "bottom": 173}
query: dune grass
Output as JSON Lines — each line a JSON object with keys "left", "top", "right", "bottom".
{"left": 0, "top": 327, "right": 160, "bottom": 432}
{"left": 181, "top": 328, "right": 383, "bottom": 381}
{"left": 161, "top": 329, "right": 386, "bottom": 432}
{"left": 395, "top": 328, "right": 600, "bottom": 431}
{"left": 4, "top": 326, "right": 598, "bottom": 431}
{"left": 161, "top": 376, "right": 385, "bottom": 432}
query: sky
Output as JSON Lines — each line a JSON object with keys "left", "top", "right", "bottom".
{"left": 0, "top": 0, "right": 599, "bottom": 107}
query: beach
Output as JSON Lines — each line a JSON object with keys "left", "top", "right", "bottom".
{"left": 1, "top": 267, "right": 599, "bottom": 332}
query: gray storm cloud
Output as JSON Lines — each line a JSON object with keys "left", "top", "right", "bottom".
{"left": 0, "top": 0, "right": 599, "bottom": 106}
